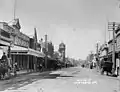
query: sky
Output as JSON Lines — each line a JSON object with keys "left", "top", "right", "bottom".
{"left": 0, "top": 0, "right": 120, "bottom": 60}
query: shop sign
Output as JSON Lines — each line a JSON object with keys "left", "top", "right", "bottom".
{"left": 108, "top": 42, "right": 117, "bottom": 52}
{"left": 3, "top": 24, "right": 14, "bottom": 33}
{"left": 117, "top": 35, "right": 120, "bottom": 51}
{"left": 14, "top": 36, "right": 29, "bottom": 48}
{"left": 19, "top": 32, "right": 29, "bottom": 41}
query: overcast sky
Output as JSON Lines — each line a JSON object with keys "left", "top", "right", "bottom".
{"left": 0, "top": 0, "right": 120, "bottom": 60}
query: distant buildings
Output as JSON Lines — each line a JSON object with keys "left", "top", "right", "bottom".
{"left": 58, "top": 42, "right": 66, "bottom": 62}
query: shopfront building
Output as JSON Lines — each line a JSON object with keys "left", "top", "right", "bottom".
{"left": 10, "top": 19, "right": 45, "bottom": 71}
{"left": 0, "top": 22, "right": 12, "bottom": 60}
{"left": 0, "top": 19, "right": 45, "bottom": 71}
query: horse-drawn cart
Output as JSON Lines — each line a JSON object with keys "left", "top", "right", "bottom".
{"left": 100, "top": 59, "right": 113, "bottom": 75}
{"left": 0, "top": 59, "right": 17, "bottom": 80}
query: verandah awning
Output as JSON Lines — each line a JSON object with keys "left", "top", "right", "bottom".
{"left": 28, "top": 48, "right": 45, "bottom": 57}
{"left": 0, "top": 39, "right": 10, "bottom": 46}
{"left": 11, "top": 46, "right": 45, "bottom": 57}
{"left": 11, "top": 45, "right": 28, "bottom": 52}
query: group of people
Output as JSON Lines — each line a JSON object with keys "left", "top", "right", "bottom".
{"left": 0, "top": 52, "right": 9, "bottom": 79}
{"left": 0, "top": 52, "right": 19, "bottom": 79}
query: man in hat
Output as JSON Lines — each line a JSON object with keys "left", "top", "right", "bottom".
{"left": 1, "top": 52, "right": 8, "bottom": 63}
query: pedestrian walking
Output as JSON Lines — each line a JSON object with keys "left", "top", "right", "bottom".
{"left": 96, "top": 58, "right": 100, "bottom": 72}
{"left": 1, "top": 52, "right": 7, "bottom": 62}
{"left": 1, "top": 52, "right": 8, "bottom": 67}
{"left": 13, "top": 62, "right": 18, "bottom": 76}
{"left": 39, "top": 63, "right": 43, "bottom": 72}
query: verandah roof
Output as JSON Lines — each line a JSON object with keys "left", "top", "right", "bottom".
{"left": 11, "top": 45, "right": 45, "bottom": 57}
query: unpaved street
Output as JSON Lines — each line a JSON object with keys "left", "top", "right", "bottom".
{"left": 0, "top": 67, "right": 120, "bottom": 92}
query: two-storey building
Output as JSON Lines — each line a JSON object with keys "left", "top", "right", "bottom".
{"left": 0, "top": 19, "right": 45, "bottom": 71}
{"left": 0, "top": 22, "right": 12, "bottom": 58}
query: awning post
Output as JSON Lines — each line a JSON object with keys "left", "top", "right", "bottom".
{"left": 27, "top": 55, "right": 29, "bottom": 72}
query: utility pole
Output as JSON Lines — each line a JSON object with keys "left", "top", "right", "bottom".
{"left": 108, "top": 22, "right": 117, "bottom": 74}
{"left": 112, "top": 22, "right": 116, "bottom": 74}
{"left": 96, "top": 43, "right": 99, "bottom": 71}
{"left": 45, "top": 34, "right": 48, "bottom": 69}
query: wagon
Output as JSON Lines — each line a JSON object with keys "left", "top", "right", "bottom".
{"left": 0, "top": 59, "right": 15, "bottom": 80}
{"left": 101, "top": 61, "right": 113, "bottom": 75}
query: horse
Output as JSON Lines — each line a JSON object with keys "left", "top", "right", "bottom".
{"left": 0, "top": 63, "right": 8, "bottom": 80}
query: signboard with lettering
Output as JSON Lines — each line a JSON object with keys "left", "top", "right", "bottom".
{"left": 14, "top": 36, "right": 29, "bottom": 48}
{"left": 117, "top": 35, "right": 120, "bottom": 51}
{"left": 4, "top": 24, "right": 14, "bottom": 33}
{"left": 108, "top": 42, "right": 117, "bottom": 53}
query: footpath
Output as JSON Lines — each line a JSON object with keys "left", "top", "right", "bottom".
{"left": 10, "top": 68, "right": 54, "bottom": 77}
{"left": 0, "top": 68, "right": 62, "bottom": 91}
{"left": 12, "top": 66, "right": 80, "bottom": 77}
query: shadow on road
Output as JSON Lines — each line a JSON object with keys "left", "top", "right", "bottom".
{"left": 0, "top": 71, "right": 74, "bottom": 91}
{"left": 42, "top": 74, "right": 73, "bottom": 79}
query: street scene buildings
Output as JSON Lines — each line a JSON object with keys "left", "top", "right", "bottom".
{"left": 0, "top": 0, "right": 120, "bottom": 92}
{"left": 0, "top": 18, "right": 71, "bottom": 73}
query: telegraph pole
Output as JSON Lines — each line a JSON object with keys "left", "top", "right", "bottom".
{"left": 96, "top": 43, "right": 99, "bottom": 71}
{"left": 108, "top": 22, "right": 117, "bottom": 74}
{"left": 45, "top": 34, "right": 48, "bottom": 69}
{"left": 112, "top": 22, "right": 116, "bottom": 74}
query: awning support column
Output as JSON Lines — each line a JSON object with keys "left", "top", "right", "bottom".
{"left": 33, "top": 56, "right": 37, "bottom": 72}
{"left": 27, "top": 55, "right": 29, "bottom": 72}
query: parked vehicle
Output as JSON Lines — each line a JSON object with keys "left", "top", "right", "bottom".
{"left": 100, "top": 58, "right": 113, "bottom": 76}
